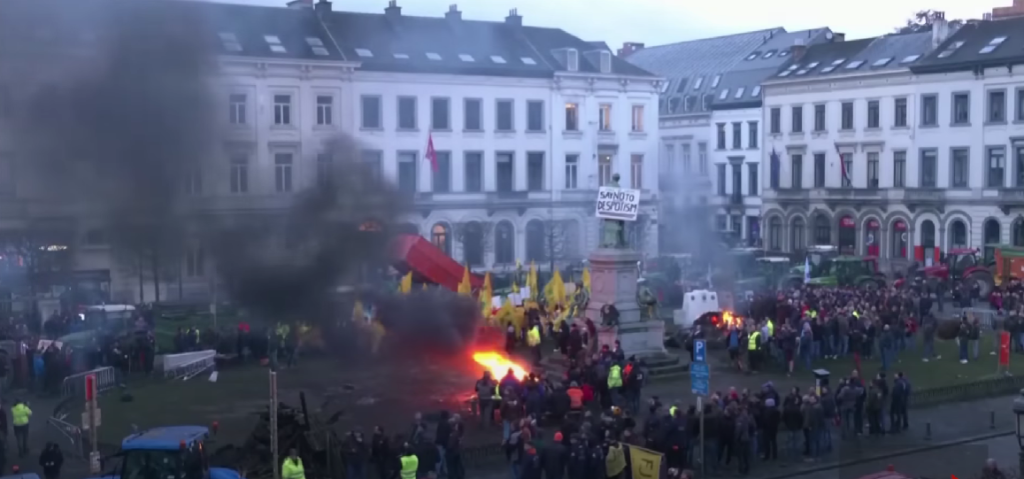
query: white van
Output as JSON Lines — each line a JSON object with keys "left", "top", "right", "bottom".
{"left": 673, "top": 289, "right": 720, "bottom": 329}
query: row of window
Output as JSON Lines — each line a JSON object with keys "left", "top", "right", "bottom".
{"left": 210, "top": 151, "right": 647, "bottom": 195}
{"left": 715, "top": 163, "right": 759, "bottom": 197}
{"left": 715, "top": 121, "right": 759, "bottom": 150}
{"left": 228, "top": 91, "right": 647, "bottom": 134}
{"left": 428, "top": 219, "right": 582, "bottom": 267}
{"left": 662, "top": 142, "right": 709, "bottom": 176}
{"left": 770, "top": 144, "right": 1024, "bottom": 190}
{"left": 768, "top": 89, "right": 1024, "bottom": 134}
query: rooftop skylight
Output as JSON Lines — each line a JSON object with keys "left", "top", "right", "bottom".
{"left": 355, "top": 48, "right": 373, "bottom": 58}
{"left": 751, "top": 86, "right": 761, "bottom": 97}
{"left": 937, "top": 40, "right": 965, "bottom": 58}
{"left": 778, "top": 70, "right": 792, "bottom": 77}
{"left": 734, "top": 87, "right": 745, "bottom": 99}
{"left": 979, "top": 36, "right": 1007, "bottom": 54}
{"left": 786, "top": 64, "right": 799, "bottom": 71}
{"left": 306, "top": 38, "right": 328, "bottom": 56}
{"left": 393, "top": 53, "right": 410, "bottom": 59}
{"left": 795, "top": 69, "right": 809, "bottom": 75}
{"left": 820, "top": 65, "right": 837, "bottom": 73}
{"left": 219, "top": 33, "right": 242, "bottom": 53}
{"left": 311, "top": 47, "right": 329, "bottom": 56}
{"left": 845, "top": 60, "right": 865, "bottom": 69}
{"left": 719, "top": 89, "right": 729, "bottom": 100}
{"left": 459, "top": 54, "right": 474, "bottom": 62}
{"left": 763, "top": 51, "right": 775, "bottom": 59}
{"left": 872, "top": 57, "right": 893, "bottom": 67}
{"left": 521, "top": 57, "right": 537, "bottom": 65}
{"left": 806, "top": 61, "right": 820, "bottom": 69}
{"left": 264, "top": 35, "right": 286, "bottom": 54}
{"left": 778, "top": 50, "right": 790, "bottom": 57}
{"left": 711, "top": 75, "right": 722, "bottom": 88}
{"left": 746, "top": 52, "right": 759, "bottom": 61}
{"left": 491, "top": 55, "right": 507, "bottom": 64}
{"left": 900, "top": 54, "right": 921, "bottom": 63}
{"left": 830, "top": 58, "right": 845, "bottom": 65}
{"left": 426, "top": 52, "right": 442, "bottom": 60}
{"left": 693, "top": 77, "right": 704, "bottom": 89}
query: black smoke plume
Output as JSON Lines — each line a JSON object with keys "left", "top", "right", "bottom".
{"left": 4, "top": 0, "right": 479, "bottom": 350}
{"left": 372, "top": 289, "right": 481, "bottom": 355}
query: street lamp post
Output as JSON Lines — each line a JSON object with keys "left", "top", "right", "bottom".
{"left": 1013, "top": 388, "right": 1024, "bottom": 473}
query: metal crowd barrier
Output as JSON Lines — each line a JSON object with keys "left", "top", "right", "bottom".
{"left": 165, "top": 353, "right": 216, "bottom": 381}
{"left": 47, "top": 414, "right": 84, "bottom": 457}
{"left": 61, "top": 366, "right": 118, "bottom": 401}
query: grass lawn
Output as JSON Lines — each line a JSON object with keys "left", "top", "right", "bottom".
{"left": 776, "top": 337, "right": 1020, "bottom": 390}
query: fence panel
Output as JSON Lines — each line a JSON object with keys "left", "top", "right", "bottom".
{"left": 61, "top": 366, "right": 118, "bottom": 401}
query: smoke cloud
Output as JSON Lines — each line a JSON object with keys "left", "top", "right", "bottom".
{"left": 3, "top": 0, "right": 479, "bottom": 351}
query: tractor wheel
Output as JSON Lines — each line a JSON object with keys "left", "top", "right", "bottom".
{"left": 969, "top": 271, "right": 994, "bottom": 298}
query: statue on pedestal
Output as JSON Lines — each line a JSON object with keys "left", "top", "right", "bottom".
{"left": 636, "top": 278, "right": 658, "bottom": 321}
{"left": 600, "top": 173, "right": 627, "bottom": 249}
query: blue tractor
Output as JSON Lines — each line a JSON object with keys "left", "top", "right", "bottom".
{"left": 87, "top": 426, "right": 242, "bottom": 479}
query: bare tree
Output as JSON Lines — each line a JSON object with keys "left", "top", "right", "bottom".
{"left": 895, "top": 10, "right": 967, "bottom": 33}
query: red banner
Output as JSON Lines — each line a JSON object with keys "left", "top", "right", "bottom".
{"left": 1000, "top": 331, "right": 1011, "bottom": 367}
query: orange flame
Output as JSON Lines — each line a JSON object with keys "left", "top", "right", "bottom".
{"left": 472, "top": 351, "right": 529, "bottom": 381}
{"left": 723, "top": 311, "right": 735, "bottom": 326}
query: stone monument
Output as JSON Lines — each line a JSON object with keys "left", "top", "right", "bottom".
{"left": 584, "top": 174, "right": 667, "bottom": 358}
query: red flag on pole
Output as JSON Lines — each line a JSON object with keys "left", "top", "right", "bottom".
{"left": 425, "top": 132, "right": 438, "bottom": 172}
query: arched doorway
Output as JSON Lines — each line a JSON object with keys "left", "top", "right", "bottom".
{"left": 790, "top": 217, "right": 806, "bottom": 252}
{"left": 1013, "top": 217, "right": 1024, "bottom": 247}
{"left": 494, "top": 221, "right": 515, "bottom": 265}
{"left": 984, "top": 218, "right": 1001, "bottom": 263}
{"left": 949, "top": 220, "right": 968, "bottom": 249}
{"left": 768, "top": 217, "right": 782, "bottom": 251}
{"left": 526, "top": 220, "right": 546, "bottom": 262}
{"left": 919, "top": 220, "right": 936, "bottom": 266}
{"left": 462, "top": 221, "right": 483, "bottom": 267}
{"left": 864, "top": 219, "right": 880, "bottom": 256}
{"left": 430, "top": 223, "right": 451, "bottom": 255}
{"left": 838, "top": 215, "right": 855, "bottom": 254}
{"left": 890, "top": 220, "right": 908, "bottom": 259}
{"left": 813, "top": 215, "right": 831, "bottom": 246}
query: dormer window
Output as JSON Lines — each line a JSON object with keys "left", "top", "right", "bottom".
{"left": 567, "top": 48, "right": 579, "bottom": 71}
{"left": 219, "top": 33, "right": 242, "bottom": 52}
{"left": 264, "top": 35, "right": 286, "bottom": 54}
{"left": 701, "top": 94, "right": 713, "bottom": 111}
{"left": 684, "top": 96, "right": 696, "bottom": 112}
{"left": 599, "top": 51, "right": 611, "bottom": 73}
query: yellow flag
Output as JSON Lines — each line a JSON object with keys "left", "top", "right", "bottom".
{"left": 399, "top": 272, "right": 412, "bottom": 294}
{"left": 482, "top": 272, "right": 493, "bottom": 296}
{"left": 458, "top": 266, "right": 471, "bottom": 296}
{"left": 582, "top": 267, "right": 592, "bottom": 293}
{"left": 544, "top": 270, "right": 567, "bottom": 307}
{"left": 497, "top": 297, "right": 515, "bottom": 329}
{"left": 479, "top": 274, "right": 493, "bottom": 318}
{"left": 351, "top": 301, "right": 364, "bottom": 323}
{"left": 528, "top": 262, "right": 538, "bottom": 299}
{"left": 627, "top": 445, "right": 664, "bottom": 479}
{"left": 512, "top": 282, "right": 520, "bottom": 294}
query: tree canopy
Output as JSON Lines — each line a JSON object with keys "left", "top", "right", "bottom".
{"left": 895, "top": 9, "right": 966, "bottom": 33}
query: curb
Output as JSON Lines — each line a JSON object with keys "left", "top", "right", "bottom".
{"left": 756, "top": 429, "right": 1015, "bottom": 479}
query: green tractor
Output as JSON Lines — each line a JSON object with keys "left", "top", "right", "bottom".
{"left": 799, "top": 255, "right": 886, "bottom": 289}
{"left": 756, "top": 256, "right": 793, "bottom": 290}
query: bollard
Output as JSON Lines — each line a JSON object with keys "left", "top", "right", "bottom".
{"left": 990, "top": 411, "right": 996, "bottom": 429}
{"left": 925, "top": 422, "right": 932, "bottom": 440}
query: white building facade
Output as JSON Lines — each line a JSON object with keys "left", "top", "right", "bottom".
{"left": 761, "top": 15, "right": 1024, "bottom": 265}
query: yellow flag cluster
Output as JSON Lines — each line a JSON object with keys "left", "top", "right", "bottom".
{"left": 544, "top": 270, "right": 566, "bottom": 308}
{"left": 479, "top": 272, "right": 493, "bottom": 319}
{"left": 527, "top": 262, "right": 538, "bottom": 300}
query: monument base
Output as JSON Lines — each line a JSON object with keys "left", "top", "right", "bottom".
{"left": 597, "top": 321, "right": 667, "bottom": 358}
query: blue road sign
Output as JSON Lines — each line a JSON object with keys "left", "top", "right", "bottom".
{"left": 694, "top": 339, "right": 706, "bottom": 363}
{"left": 690, "top": 361, "right": 709, "bottom": 396}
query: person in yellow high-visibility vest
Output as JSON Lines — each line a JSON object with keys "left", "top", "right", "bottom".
{"left": 282, "top": 449, "right": 305, "bottom": 479}
{"left": 527, "top": 324, "right": 542, "bottom": 365}
{"left": 747, "top": 329, "right": 762, "bottom": 373}
{"left": 399, "top": 445, "right": 419, "bottom": 479}
{"left": 11, "top": 399, "right": 31, "bottom": 457}
{"left": 607, "top": 363, "right": 623, "bottom": 407}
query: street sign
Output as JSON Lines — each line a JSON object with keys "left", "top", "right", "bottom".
{"left": 81, "top": 409, "right": 102, "bottom": 430}
{"left": 694, "top": 339, "right": 706, "bottom": 363}
{"left": 690, "top": 361, "right": 709, "bottom": 396}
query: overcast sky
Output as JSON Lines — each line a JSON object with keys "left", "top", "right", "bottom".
{"left": 234, "top": 0, "right": 1006, "bottom": 48}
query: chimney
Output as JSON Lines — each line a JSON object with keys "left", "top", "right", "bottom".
{"left": 617, "top": 42, "right": 645, "bottom": 58}
{"left": 992, "top": 0, "right": 1024, "bottom": 19}
{"left": 505, "top": 9, "right": 522, "bottom": 27}
{"left": 445, "top": 4, "right": 462, "bottom": 21}
{"left": 983, "top": 12, "right": 993, "bottom": 20}
{"left": 931, "top": 12, "right": 950, "bottom": 49}
{"left": 286, "top": 0, "right": 312, "bottom": 9}
{"left": 314, "top": 0, "right": 332, "bottom": 13}
{"left": 790, "top": 38, "right": 807, "bottom": 61}
{"left": 385, "top": 0, "right": 401, "bottom": 20}
{"left": 833, "top": 32, "right": 845, "bottom": 42}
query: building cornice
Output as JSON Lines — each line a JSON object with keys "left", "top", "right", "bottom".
{"left": 763, "top": 69, "right": 915, "bottom": 97}
{"left": 218, "top": 56, "right": 359, "bottom": 79}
